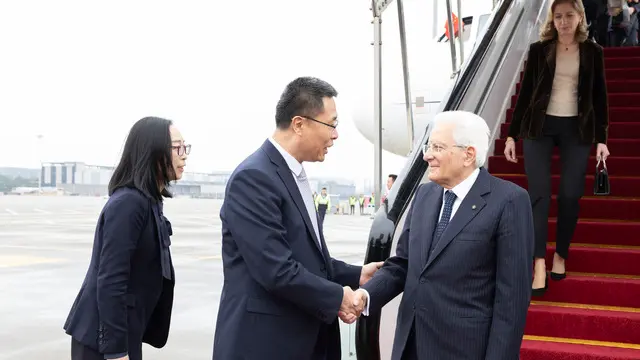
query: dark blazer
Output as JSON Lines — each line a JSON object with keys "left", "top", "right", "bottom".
{"left": 507, "top": 39, "right": 609, "bottom": 144}
{"left": 212, "top": 140, "right": 362, "bottom": 360}
{"left": 363, "top": 169, "right": 534, "bottom": 360}
{"left": 64, "top": 187, "right": 175, "bottom": 360}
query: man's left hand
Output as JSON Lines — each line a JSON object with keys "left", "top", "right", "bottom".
{"left": 359, "top": 261, "right": 384, "bottom": 286}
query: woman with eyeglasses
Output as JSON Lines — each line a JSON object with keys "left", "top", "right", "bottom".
{"left": 63, "top": 117, "right": 190, "bottom": 360}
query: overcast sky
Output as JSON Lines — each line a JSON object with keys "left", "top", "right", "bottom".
{"left": 0, "top": 0, "right": 489, "bottom": 182}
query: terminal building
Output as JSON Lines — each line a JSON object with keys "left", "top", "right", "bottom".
{"left": 39, "top": 162, "right": 356, "bottom": 200}
{"left": 40, "top": 162, "right": 231, "bottom": 198}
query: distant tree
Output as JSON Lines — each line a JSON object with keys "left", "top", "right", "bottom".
{"left": 0, "top": 175, "right": 38, "bottom": 193}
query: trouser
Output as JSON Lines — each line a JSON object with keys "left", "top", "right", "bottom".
{"left": 359, "top": 204, "right": 364, "bottom": 214}
{"left": 318, "top": 204, "right": 328, "bottom": 224}
{"left": 350, "top": 205, "right": 355, "bottom": 214}
{"left": 523, "top": 115, "right": 591, "bottom": 260}
{"left": 71, "top": 337, "right": 142, "bottom": 360}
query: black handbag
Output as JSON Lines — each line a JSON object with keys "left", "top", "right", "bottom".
{"left": 594, "top": 158, "right": 610, "bottom": 196}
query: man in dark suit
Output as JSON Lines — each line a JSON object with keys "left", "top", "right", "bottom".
{"left": 212, "top": 77, "right": 383, "bottom": 360}
{"left": 352, "top": 111, "right": 534, "bottom": 360}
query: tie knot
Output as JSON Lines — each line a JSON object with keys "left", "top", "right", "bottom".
{"left": 297, "top": 168, "right": 307, "bottom": 182}
{"left": 445, "top": 190, "right": 456, "bottom": 203}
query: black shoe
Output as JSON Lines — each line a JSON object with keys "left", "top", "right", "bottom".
{"left": 532, "top": 273, "right": 549, "bottom": 297}
{"left": 550, "top": 271, "right": 566, "bottom": 281}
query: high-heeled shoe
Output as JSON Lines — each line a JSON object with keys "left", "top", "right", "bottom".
{"left": 532, "top": 273, "right": 548, "bottom": 297}
{"left": 550, "top": 271, "right": 566, "bottom": 281}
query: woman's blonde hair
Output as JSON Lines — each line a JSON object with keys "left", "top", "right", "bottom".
{"left": 539, "top": 0, "right": 589, "bottom": 42}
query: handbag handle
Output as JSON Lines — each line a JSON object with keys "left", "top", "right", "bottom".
{"left": 596, "top": 157, "right": 608, "bottom": 171}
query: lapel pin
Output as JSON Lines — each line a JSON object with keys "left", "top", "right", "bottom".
{"left": 472, "top": 205, "right": 477, "bottom": 210}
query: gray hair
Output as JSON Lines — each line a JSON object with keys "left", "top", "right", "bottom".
{"left": 431, "top": 110, "right": 490, "bottom": 168}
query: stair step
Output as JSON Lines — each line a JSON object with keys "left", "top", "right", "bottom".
{"left": 547, "top": 218, "right": 640, "bottom": 247}
{"left": 500, "top": 121, "right": 640, "bottom": 139}
{"left": 530, "top": 273, "right": 640, "bottom": 308}
{"left": 526, "top": 301, "right": 640, "bottom": 344}
{"left": 488, "top": 155, "right": 640, "bottom": 176}
{"left": 545, "top": 244, "right": 640, "bottom": 276}
{"left": 606, "top": 57, "right": 640, "bottom": 69}
{"left": 494, "top": 138, "right": 640, "bottom": 157}
{"left": 511, "top": 93, "right": 640, "bottom": 108}
{"left": 505, "top": 107, "right": 640, "bottom": 123}
{"left": 495, "top": 174, "right": 640, "bottom": 197}
{"left": 521, "top": 336, "right": 640, "bottom": 360}
{"left": 516, "top": 80, "right": 640, "bottom": 94}
{"left": 604, "top": 47, "right": 640, "bottom": 57}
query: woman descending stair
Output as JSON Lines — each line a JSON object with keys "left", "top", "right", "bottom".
{"left": 504, "top": 0, "right": 610, "bottom": 298}
{"left": 490, "top": 0, "right": 640, "bottom": 359}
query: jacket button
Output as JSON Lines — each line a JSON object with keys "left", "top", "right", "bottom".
{"left": 420, "top": 278, "right": 426, "bottom": 284}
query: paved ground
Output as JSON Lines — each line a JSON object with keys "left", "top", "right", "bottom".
{"left": 0, "top": 196, "right": 372, "bottom": 359}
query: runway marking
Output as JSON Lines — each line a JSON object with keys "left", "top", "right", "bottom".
{"left": 33, "top": 208, "right": 51, "bottom": 214}
{"left": 5, "top": 209, "right": 17, "bottom": 215}
{"left": 0, "top": 255, "right": 66, "bottom": 268}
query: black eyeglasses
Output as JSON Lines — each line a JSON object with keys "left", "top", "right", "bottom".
{"left": 172, "top": 144, "right": 191, "bottom": 156}
{"left": 300, "top": 115, "right": 338, "bottom": 129}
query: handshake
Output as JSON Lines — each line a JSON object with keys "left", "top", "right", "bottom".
{"left": 338, "top": 287, "right": 368, "bottom": 324}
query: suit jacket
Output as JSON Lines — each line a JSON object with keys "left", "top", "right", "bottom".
{"left": 64, "top": 187, "right": 175, "bottom": 359}
{"left": 212, "top": 139, "right": 362, "bottom": 360}
{"left": 363, "top": 168, "right": 534, "bottom": 360}
{"left": 508, "top": 39, "right": 609, "bottom": 144}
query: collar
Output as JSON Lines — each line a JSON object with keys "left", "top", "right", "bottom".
{"left": 443, "top": 167, "right": 480, "bottom": 201}
{"left": 268, "top": 137, "right": 303, "bottom": 177}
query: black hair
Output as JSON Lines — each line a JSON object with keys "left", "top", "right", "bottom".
{"left": 275, "top": 77, "right": 338, "bottom": 130}
{"left": 322, "top": 187, "right": 327, "bottom": 190}
{"left": 108, "top": 116, "right": 174, "bottom": 201}
{"left": 388, "top": 174, "right": 398, "bottom": 181}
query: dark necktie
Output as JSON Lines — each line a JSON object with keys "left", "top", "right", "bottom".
{"left": 429, "top": 190, "right": 457, "bottom": 256}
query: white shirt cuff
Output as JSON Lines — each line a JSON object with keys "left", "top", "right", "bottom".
{"left": 360, "top": 288, "right": 371, "bottom": 316}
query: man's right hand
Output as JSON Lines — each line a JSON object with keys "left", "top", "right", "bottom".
{"left": 108, "top": 356, "right": 129, "bottom": 360}
{"left": 338, "top": 287, "right": 367, "bottom": 324}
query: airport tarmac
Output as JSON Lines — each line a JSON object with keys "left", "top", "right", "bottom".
{"left": 0, "top": 195, "right": 373, "bottom": 359}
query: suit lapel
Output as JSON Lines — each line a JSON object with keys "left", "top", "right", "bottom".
{"left": 262, "top": 140, "right": 325, "bottom": 261}
{"left": 578, "top": 41, "right": 588, "bottom": 102}
{"left": 421, "top": 186, "right": 443, "bottom": 268}
{"left": 543, "top": 40, "right": 556, "bottom": 78}
{"left": 422, "top": 169, "right": 491, "bottom": 272}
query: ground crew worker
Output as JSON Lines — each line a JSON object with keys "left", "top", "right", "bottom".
{"left": 359, "top": 194, "right": 365, "bottom": 214}
{"left": 349, "top": 195, "right": 356, "bottom": 215}
{"left": 315, "top": 187, "right": 331, "bottom": 224}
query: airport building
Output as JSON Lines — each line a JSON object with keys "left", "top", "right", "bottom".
{"left": 38, "top": 162, "right": 356, "bottom": 201}
{"left": 40, "top": 162, "right": 230, "bottom": 198}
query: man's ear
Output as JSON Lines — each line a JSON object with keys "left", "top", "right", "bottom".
{"left": 291, "top": 116, "right": 304, "bottom": 135}
{"left": 465, "top": 146, "right": 477, "bottom": 167}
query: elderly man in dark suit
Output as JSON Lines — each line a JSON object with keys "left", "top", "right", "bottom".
{"left": 352, "top": 111, "right": 534, "bottom": 360}
{"left": 212, "top": 77, "right": 383, "bottom": 360}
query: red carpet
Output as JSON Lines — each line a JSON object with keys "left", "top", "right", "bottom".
{"left": 488, "top": 45, "right": 640, "bottom": 359}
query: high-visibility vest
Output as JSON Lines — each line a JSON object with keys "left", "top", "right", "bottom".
{"left": 315, "top": 195, "right": 330, "bottom": 209}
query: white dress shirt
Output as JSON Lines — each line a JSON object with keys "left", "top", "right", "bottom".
{"left": 268, "top": 138, "right": 321, "bottom": 246}
{"left": 360, "top": 168, "right": 480, "bottom": 316}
